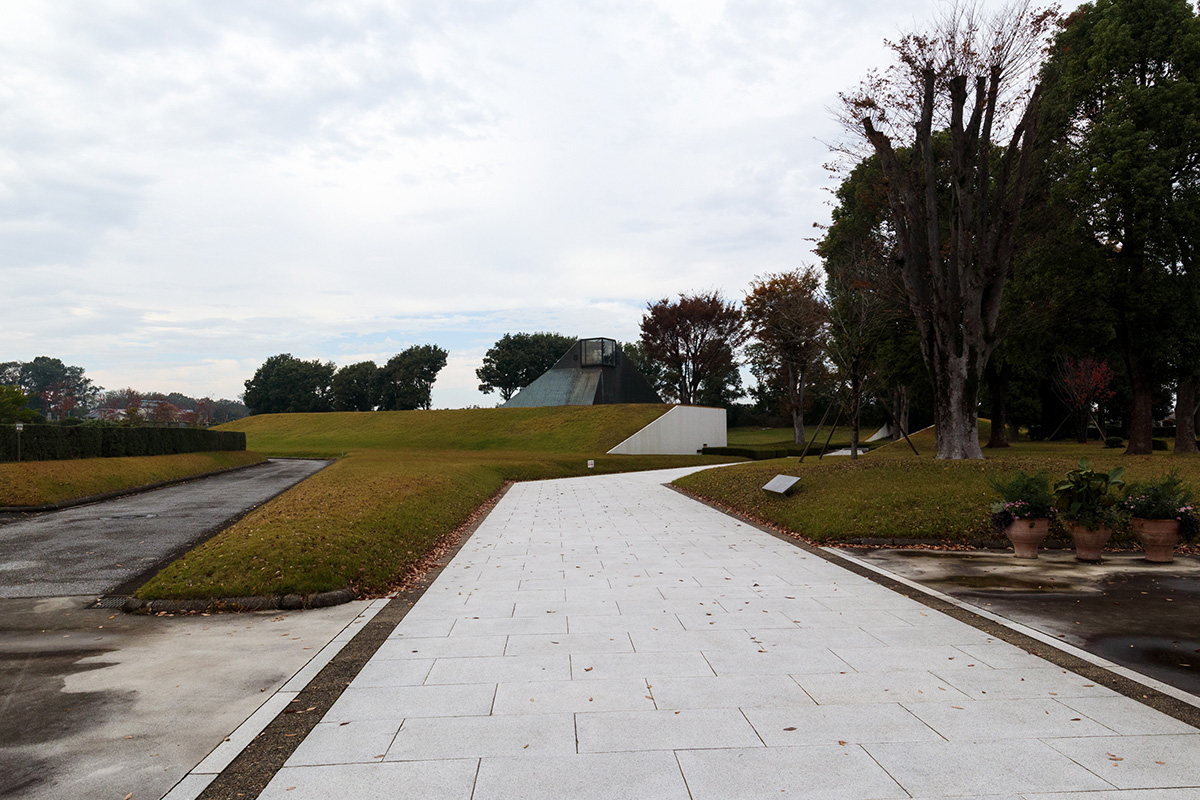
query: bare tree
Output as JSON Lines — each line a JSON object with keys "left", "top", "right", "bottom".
{"left": 743, "top": 268, "right": 828, "bottom": 444}
{"left": 839, "top": 1, "right": 1057, "bottom": 459}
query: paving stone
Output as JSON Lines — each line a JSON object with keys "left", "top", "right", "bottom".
{"left": 1043, "top": 734, "right": 1200, "bottom": 790}
{"left": 902, "top": 698, "right": 1118, "bottom": 740}
{"left": 323, "top": 683, "right": 496, "bottom": 722}
{"left": 575, "top": 708, "right": 763, "bottom": 753}
{"left": 385, "top": 713, "right": 576, "bottom": 760}
{"left": 373, "top": 634, "right": 509, "bottom": 660}
{"left": 648, "top": 674, "right": 816, "bottom": 710}
{"left": 676, "top": 745, "right": 908, "bottom": 800}
{"left": 346, "top": 657, "right": 434, "bottom": 687}
{"left": 933, "top": 666, "right": 1121, "bottom": 700}
{"left": 502, "top": 632, "right": 634, "bottom": 656}
{"left": 570, "top": 650, "right": 715, "bottom": 680}
{"left": 795, "top": 670, "right": 974, "bottom": 705}
{"left": 1055, "top": 696, "right": 1200, "bottom": 735}
{"left": 424, "top": 654, "right": 571, "bottom": 684}
{"left": 473, "top": 752, "right": 691, "bottom": 800}
{"left": 492, "top": 677, "right": 656, "bottom": 715}
{"left": 285, "top": 719, "right": 402, "bottom": 766}
{"left": 258, "top": 760, "right": 478, "bottom": 799}
{"left": 743, "top": 703, "right": 944, "bottom": 746}
{"left": 864, "top": 740, "right": 1114, "bottom": 796}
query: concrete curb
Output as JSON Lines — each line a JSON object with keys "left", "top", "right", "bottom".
{"left": 120, "top": 588, "right": 356, "bottom": 614}
{"left": 0, "top": 456, "right": 274, "bottom": 514}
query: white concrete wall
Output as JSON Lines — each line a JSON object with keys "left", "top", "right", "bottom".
{"left": 607, "top": 405, "right": 727, "bottom": 455}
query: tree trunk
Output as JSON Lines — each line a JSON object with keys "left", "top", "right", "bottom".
{"left": 789, "top": 363, "right": 806, "bottom": 446}
{"left": 1176, "top": 375, "right": 1199, "bottom": 454}
{"left": 1125, "top": 350, "right": 1154, "bottom": 455}
{"left": 984, "top": 359, "right": 1010, "bottom": 448}
{"left": 931, "top": 345, "right": 985, "bottom": 460}
{"left": 891, "top": 386, "right": 909, "bottom": 441}
{"left": 850, "top": 361, "right": 862, "bottom": 460}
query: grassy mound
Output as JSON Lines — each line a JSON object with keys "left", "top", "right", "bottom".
{"left": 223, "top": 404, "right": 671, "bottom": 457}
{"left": 675, "top": 424, "right": 1200, "bottom": 545}
{"left": 137, "top": 405, "right": 736, "bottom": 600}
{"left": 0, "top": 451, "right": 267, "bottom": 508}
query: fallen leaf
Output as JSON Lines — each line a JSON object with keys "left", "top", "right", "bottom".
{"left": 783, "top": 727, "right": 797, "bottom": 731}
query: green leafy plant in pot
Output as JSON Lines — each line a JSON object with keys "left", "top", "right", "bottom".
{"left": 990, "top": 471, "right": 1055, "bottom": 558}
{"left": 1053, "top": 459, "right": 1125, "bottom": 562}
{"left": 1121, "top": 473, "right": 1198, "bottom": 563}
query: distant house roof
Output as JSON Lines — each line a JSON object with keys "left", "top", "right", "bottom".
{"left": 503, "top": 338, "right": 662, "bottom": 407}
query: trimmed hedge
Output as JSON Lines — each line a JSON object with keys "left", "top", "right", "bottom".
{"left": 0, "top": 425, "right": 246, "bottom": 462}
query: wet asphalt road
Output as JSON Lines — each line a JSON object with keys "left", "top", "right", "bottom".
{"left": 0, "top": 459, "right": 328, "bottom": 598}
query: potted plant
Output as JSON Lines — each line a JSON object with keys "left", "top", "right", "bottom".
{"left": 1121, "top": 473, "right": 1198, "bottom": 563}
{"left": 990, "top": 471, "right": 1055, "bottom": 558}
{"left": 1053, "top": 458, "right": 1125, "bottom": 561}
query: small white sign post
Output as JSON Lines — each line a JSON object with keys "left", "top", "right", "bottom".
{"left": 762, "top": 474, "right": 801, "bottom": 495}
{"left": 14, "top": 422, "right": 23, "bottom": 462}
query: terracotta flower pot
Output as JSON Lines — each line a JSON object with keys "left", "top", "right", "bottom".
{"left": 1132, "top": 518, "right": 1180, "bottom": 563}
{"left": 1066, "top": 522, "right": 1112, "bottom": 562}
{"left": 1005, "top": 518, "right": 1050, "bottom": 558}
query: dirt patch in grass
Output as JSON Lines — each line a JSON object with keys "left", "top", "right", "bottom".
{"left": 0, "top": 451, "right": 267, "bottom": 508}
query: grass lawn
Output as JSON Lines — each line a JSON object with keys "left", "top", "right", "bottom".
{"left": 136, "top": 405, "right": 738, "bottom": 600}
{"left": 675, "top": 422, "right": 1200, "bottom": 546}
{"left": 727, "top": 424, "right": 859, "bottom": 450}
{"left": 0, "top": 450, "right": 267, "bottom": 508}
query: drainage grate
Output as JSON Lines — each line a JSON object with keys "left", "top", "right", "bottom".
{"left": 90, "top": 595, "right": 130, "bottom": 609}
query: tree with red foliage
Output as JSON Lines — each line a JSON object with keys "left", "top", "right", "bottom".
{"left": 1054, "top": 357, "right": 1115, "bottom": 443}
{"left": 639, "top": 292, "right": 747, "bottom": 406}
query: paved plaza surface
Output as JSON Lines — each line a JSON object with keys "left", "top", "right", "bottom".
{"left": 0, "top": 594, "right": 372, "bottom": 800}
{"left": 0, "top": 458, "right": 327, "bottom": 598}
{"left": 227, "top": 467, "right": 1200, "bottom": 800}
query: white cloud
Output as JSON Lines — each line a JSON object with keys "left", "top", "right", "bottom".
{"left": 1, "top": 0, "right": 1010, "bottom": 403}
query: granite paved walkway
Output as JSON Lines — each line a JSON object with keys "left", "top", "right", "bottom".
{"left": 257, "top": 467, "right": 1200, "bottom": 799}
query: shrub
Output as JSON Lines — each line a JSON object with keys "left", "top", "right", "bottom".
{"left": 1104, "top": 436, "right": 1124, "bottom": 449}
{"left": 1152, "top": 438, "right": 1169, "bottom": 451}
{"left": 989, "top": 470, "right": 1054, "bottom": 532}
{"left": 0, "top": 425, "right": 246, "bottom": 462}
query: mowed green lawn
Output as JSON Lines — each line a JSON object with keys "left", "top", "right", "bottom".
{"left": 0, "top": 450, "right": 267, "bottom": 508}
{"left": 675, "top": 422, "right": 1200, "bottom": 545}
{"left": 136, "top": 405, "right": 738, "bottom": 600}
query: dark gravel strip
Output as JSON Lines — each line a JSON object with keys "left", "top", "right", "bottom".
{"left": 194, "top": 483, "right": 510, "bottom": 800}
{"left": 669, "top": 483, "right": 1200, "bottom": 731}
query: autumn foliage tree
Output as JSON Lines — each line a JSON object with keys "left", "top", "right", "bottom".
{"left": 842, "top": 1, "right": 1057, "bottom": 459}
{"left": 1054, "top": 357, "right": 1116, "bottom": 443}
{"left": 639, "top": 292, "right": 747, "bottom": 406}
{"left": 743, "top": 268, "right": 827, "bottom": 444}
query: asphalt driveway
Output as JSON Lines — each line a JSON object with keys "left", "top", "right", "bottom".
{"left": 0, "top": 458, "right": 328, "bottom": 599}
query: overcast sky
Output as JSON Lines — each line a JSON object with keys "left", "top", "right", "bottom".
{"left": 2, "top": 0, "right": 1008, "bottom": 409}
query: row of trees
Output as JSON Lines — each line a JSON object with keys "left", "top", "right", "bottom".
{"left": 818, "top": 0, "right": 1200, "bottom": 458}
{"left": 242, "top": 346, "right": 448, "bottom": 414}
{"left": 1, "top": 357, "right": 247, "bottom": 426}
